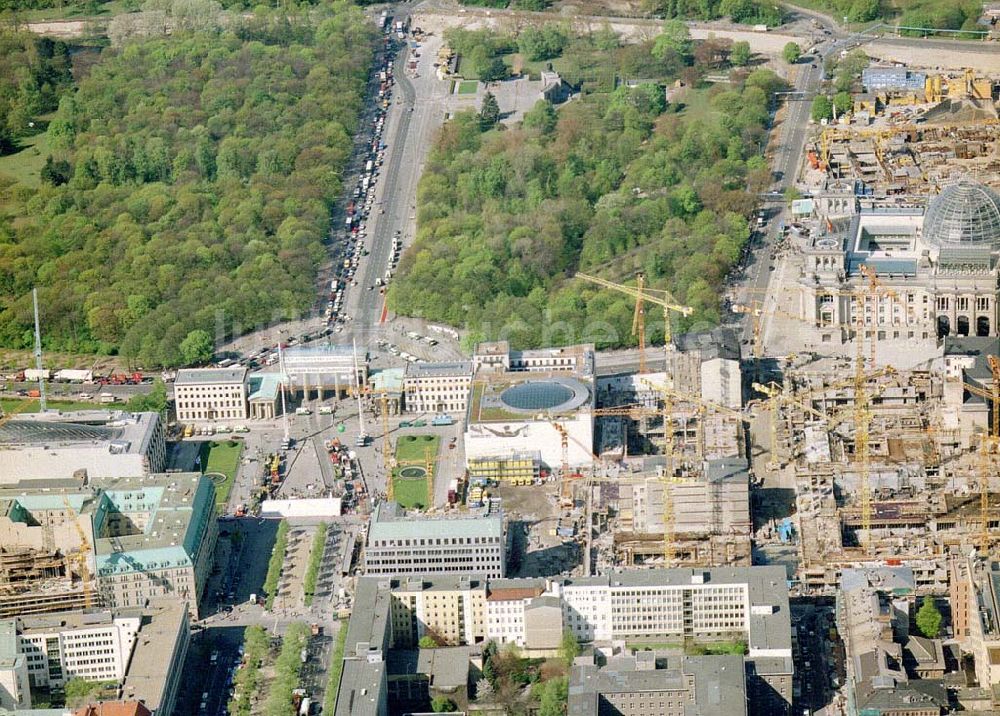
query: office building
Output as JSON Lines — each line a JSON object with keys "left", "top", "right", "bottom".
{"left": 0, "top": 411, "right": 166, "bottom": 485}
{"left": 364, "top": 502, "right": 505, "bottom": 579}
{"left": 120, "top": 599, "right": 189, "bottom": 716}
{"left": 0, "top": 473, "right": 217, "bottom": 620}
{"left": 173, "top": 367, "right": 249, "bottom": 423}
{"left": 2, "top": 601, "right": 190, "bottom": 716}
{"left": 14, "top": 611, "right": 141, "bottom": 688}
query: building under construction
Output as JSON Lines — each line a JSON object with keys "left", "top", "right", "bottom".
{"left": 586, "top": 349, "right": 751, "bottom": 571}
{"left": 761, "top": 363, "right": 1000, "bottom": 593}
{"left": 0, "top": 546, "right": 91, "bottom": 618}
{"left": 814, "top": 120, "right": 1000, "bottom": 194}
{"left": 604, "top": 456, "right": 752, "bottom": 568}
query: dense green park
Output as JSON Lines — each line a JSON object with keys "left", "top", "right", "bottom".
{"left": 390, "top": 24, "right": 784, "bottom": 349}
{"left": 0, "top": 2, "right": 375, "bottom": 366}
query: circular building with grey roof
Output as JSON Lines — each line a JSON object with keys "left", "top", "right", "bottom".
{"left": 922, "top": 180, "right": 1000, "bottom": 249}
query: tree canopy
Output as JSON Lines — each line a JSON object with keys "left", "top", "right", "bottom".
{"left": 0, "top": 3, "right": 375, "bottom": 367}
{"left": 390, "top": 29, "right": 782, "bottom": 349}
{"left": 0, "top": 31, "right": 72, "bottom": 154}
{"left": 916, "top": 596, "right": 942, "bottom": 638}
{"left": 782, "top": 42, "right": 801, "bottom": 63}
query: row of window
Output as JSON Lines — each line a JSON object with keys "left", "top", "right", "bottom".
{"left": 177, "top": 399, "right": 244, "bottom": 409}
{"left": 372, "top": 536, "right": 501, "bottom": 547}
{"left": 176, "top": 387, "right": 244, "bottom": 397}
{"left": 178, "top": 409, "right": 246, "bottom": 419}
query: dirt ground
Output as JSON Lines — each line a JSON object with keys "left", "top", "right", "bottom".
{"left": 496, "top": 481, "right": 583, "bottom": 577}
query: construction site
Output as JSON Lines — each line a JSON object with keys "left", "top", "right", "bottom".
{"left": 805, "top": 69, "right": 999, "bottom": 194}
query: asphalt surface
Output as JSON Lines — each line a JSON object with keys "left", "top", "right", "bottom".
{"left": 355, "top": 43, "right": 416, "bottom": 333}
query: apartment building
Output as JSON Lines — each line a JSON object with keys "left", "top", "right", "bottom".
{"left": 402, "top": 361, "right": 473, "bottom": 414}
{"left": 389, "top": 575, "right": 487, "bottom": 648}
{"left": 338, "top": 568, "right": 793, "bottom": 716}
{"left": 15, "top": 611, "right": 141, "bottom": 688}
{"left": 364, "top": 502, "right": 505, "bottom": 579}
{"left": 485, "top": 578, "right": 547, "bottom": 648}
{"left": 173, "top": 367, "right": 249, "bottom": 422}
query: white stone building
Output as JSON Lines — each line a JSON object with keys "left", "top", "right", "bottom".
{"left": 173, "top": 367, "right": 249, "bottom": 422}
{"left": 402, "top": 361, "right": 473, "bottom": 414}
{"left": 15, "top": 612, "right": 141, "bottom": 688}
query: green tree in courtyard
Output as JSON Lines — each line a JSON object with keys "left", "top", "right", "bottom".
{"left": 916, "top": 596, "right": 942, "bottom": 638}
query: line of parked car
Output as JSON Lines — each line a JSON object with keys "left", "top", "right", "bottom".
{"left": 326, "top": 51, "right": 397, "bottom": 331}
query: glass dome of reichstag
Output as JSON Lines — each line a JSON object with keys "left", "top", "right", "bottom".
{"left": 922, "top": 180, "right": 1000, "bottom": 249}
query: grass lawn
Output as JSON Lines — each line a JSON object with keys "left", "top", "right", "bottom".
{"left": 0, "top": 133, "right": 49, "bottom": 190}
{"left": 676, "top": 87, "right": 717, "bottom": 124}
{"left": 1, "top": 398, "right": 107, "bottom": 414}
{"left": 457, "top": 80, "right": 479, "bottom": 94}
{"left": 200, "top": 440, "right": 243, "bottom": 507}
{"left": 391, "top": 434, "right": 440, "bottom": 509}
{"left": 391, "top": 476, "right": 428, "bottom": 510}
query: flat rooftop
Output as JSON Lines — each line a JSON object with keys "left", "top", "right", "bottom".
{"left": 569, "top": 654, "right": 748, "bottom": 716}
{"left": 174, "top": 367, "right": 248, "bottom": 385}
{"left": 0, "top": 411, "right": 158, "bottom": 450}
{"left": 368, "top": 501, "right": 502, "bottom": 543}
{"left": 120, "top": 598, "right": 187, "bottom": 711}
{"left": 17, "top": 609, "right": 135, "bottom": 634}
{"left": 404, "top": 361, "right": 473, "bottom": 379}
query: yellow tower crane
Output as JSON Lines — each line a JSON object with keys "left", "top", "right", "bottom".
{"left": 751, "top": 381, "right": 829, "bottom": 471}
{"left": 978, "top": 435, "right": 996, "bottom": 553}
{"left": 547, "top": 420, "right": 574, "bottom": 509}
{"left": 853, "top": 305, "right": 874, "bottom": 554}
{"left": 962, "top": 354, "right": 1000, "bottom": 552}
{"left": 61, "top": 495, "right": 94, "bottom": 610}
{"left": 576, "top": 273, "right": 694, "bottom": 372}
{"left": 633, "top": 273, "right": 648, "bottom": 374}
